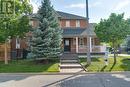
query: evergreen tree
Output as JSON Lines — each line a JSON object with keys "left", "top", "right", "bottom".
{"left": 28, "top": 0, "right": 62, "bottom": 58}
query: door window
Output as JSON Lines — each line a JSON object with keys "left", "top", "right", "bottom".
{"left": 65, "top": 40, "right": 69, "bottom": 46}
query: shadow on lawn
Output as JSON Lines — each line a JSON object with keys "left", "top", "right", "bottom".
{"left": 91, "top": 58, "right": 101, "bottom": 62}
{"left": 100, "top": 65, "right": 107, "bottom": 72}
{"left": 84, "top": 56, "right": 130, "bottom": 72}
{"left": 120, "top": 58, "right": 130, "bottom": 71}
{"left": 109, "top": 63, "right": 116, "bottom": 72}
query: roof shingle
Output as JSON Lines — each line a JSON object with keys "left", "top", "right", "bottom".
{"left": 63, "top": 23, "right": 96, "bottom": 37}
{"left": 57, "top": 11, "right": 86, "bottom": 20}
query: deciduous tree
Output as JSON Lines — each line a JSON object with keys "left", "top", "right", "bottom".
{"left": 95, "top": 13, "right": 130, "bottom": 63}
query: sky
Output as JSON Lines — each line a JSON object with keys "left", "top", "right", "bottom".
{"left": 30, "top": 0, "right": 130, "bottom": 23}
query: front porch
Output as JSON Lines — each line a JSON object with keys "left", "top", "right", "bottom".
{"left": 63, "top": 37, "right": 106, "bottom": 53}
{"left": 62, "top": 25, "right": 106, "bottom": 54}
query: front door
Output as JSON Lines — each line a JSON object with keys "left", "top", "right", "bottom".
{"left": 64, "top": 39, "right": 71, "bottom": 52}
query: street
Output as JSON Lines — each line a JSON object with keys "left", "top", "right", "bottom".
{"left": 0, "top": 73, "right": 130, "bottom": 87}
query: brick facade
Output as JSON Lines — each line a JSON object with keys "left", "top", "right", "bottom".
{"left": 3, "top": 11, "right": 100, "bottom": 60}
{"left": 60, "top": 19, "right": 88, "bottom": 28}
{"left": 0, "top": 11, "right": 100, "bottom": 60}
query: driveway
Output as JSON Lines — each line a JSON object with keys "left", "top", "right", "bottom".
{"left": 0, "top": 72, "right": 130, "bottom": 87}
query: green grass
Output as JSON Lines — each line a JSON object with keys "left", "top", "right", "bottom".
{"left": 80, "top": 56, "right": 130, "bottom": 72}
{"left": 0, "top": 59, "right": 59, "bottom": 73}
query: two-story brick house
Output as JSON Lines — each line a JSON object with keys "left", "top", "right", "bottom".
{"left": 0, "top": 11, "right": 101, "bottom": 60}
{"left": 30, "top": 11, "right": 101, "bottom": 54}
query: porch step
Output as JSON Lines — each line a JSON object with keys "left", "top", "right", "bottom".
{"left": 60, "top": 68, "right": 84, "bottom": 73}
{"left": 60, "top": 53, "right": 85, "bottom": 73}
{"left": 60, "top": 58, "right": 77, "bottom": 60}
{"left": 60, "top": 59, "right": 78, "bottom": 63}
{"left": 60, "top": 64, "right": 82, "bottom": 69}
{"left": 61, "top": 53, "right": 78, "bottom": 59}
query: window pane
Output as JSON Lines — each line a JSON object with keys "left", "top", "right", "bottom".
{"left": 66, "top": 20, "right": 70, "bottom": 27}
{"left": 76, "top": 20, "right": 80, "bottom": 27}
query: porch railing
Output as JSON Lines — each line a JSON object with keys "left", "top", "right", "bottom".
{"left": 78, "top": 45, "right": 107, "bottom": 53}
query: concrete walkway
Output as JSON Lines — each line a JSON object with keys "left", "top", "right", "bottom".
{"left": 60, "top": 53, "right": 85, "bottom": 73}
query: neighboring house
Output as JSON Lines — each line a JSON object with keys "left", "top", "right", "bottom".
{"left": 0, "top": 11, "right": 103, "bottom": 60}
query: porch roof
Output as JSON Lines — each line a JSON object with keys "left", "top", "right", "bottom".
{"left": 63, "top": 24, "right": 96, "bottom": 37}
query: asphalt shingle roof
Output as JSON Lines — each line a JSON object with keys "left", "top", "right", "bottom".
{"left": 63, "top": 28, "right": 85, "bottom": 37}
{"left": 57, "top": 11, "right": 86, "bottom": 20}
{"left": 31, "top": 11, "right": 86, "bottom": 20}
{"left": 63, "top": 23, "right": 96, "bottom": 37}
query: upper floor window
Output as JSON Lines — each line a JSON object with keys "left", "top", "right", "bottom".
{"left": 66, "top": 20, "right": 70, "bottom": 27}
{"left": 16, "top": 37, "right": 20, "bottom": 49}
{"left": 76, "top": 20, "right": 80, "bottom": 27}
{"left": 29, "top": 21, "right": 33, "bottom": 26}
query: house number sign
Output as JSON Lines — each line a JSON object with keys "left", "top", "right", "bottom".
{"left": 0, "top": 0, "right": 15, "bottom": 18}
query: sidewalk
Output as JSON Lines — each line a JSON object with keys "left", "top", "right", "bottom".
{"left": 0, "top": 71, "right": 130, "bottom": 75}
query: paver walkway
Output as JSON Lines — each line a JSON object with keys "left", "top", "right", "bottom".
{"left": 60, "top": 53, "right": 85, "bottom": 73}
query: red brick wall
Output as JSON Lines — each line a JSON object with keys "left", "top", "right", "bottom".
{"left": 11, "top": 38, "right": 27, "bottom": 51}
{"left": 60, "top": 19, "right": 88, "bottom": 28}
{"left": 80, "top": 20, "right": 88, "bottom": 28}
{"left": 60, "top": 19, "right": 66, "bottom": 28}
{"left": 70, "top": 20, "right": 76, "bottom": 27}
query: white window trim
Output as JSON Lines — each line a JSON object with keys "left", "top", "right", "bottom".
{"left": 66, "top": 20, "right": 70, "bottom": 27}
{"left": 29, "top": 21, "right": 33, "bottom": 26}
{"left": 16, "top": 37, "right": 20, "bottom": 49}
{"left": 76, "top": 20, "right": 80, "bottom": 27}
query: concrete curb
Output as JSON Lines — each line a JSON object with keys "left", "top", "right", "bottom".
{"left": 0, "top": 71, "right": 130, "bottom": 75}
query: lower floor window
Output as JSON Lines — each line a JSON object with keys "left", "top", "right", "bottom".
{"left": 79, "top": 38, "right": 84, "bottom": 47}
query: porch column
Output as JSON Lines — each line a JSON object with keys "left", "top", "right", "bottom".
{"left": 76, "top": 37, "right": 78, "bottom": 53}
{"left": 87, "top": 36, "right": 92, "bottom": 52}
{"left": 87, "top": 36, "right": 91, "bottom": 64}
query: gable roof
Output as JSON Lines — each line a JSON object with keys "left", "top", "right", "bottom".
{"left": 30, "top": 11, "right": 86, "bottom": 20}
{"left": 57, "top": 11, "right": 86, "bottom": 20}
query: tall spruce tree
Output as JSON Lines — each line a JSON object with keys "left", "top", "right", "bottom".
{"left": 28, "top": 0, "right": 62, "bottom": 58}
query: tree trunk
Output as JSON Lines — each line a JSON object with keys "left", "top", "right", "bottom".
{"left": 113, "top": 41, "right": 117, "bottom": 64}
{"left": 4, "top": 41, "right": 8, "bottom": 64}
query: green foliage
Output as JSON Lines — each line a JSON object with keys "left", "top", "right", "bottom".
{"left": 0, "top": 0, "right": 32, "bottom": 43}
{"left": 95, "top": 13, "right": 130, "bottom": 44}
{"left": 80, "top": 56, "right": 130, "bottom": 72}
{"left": 29, "top": 0, "right": 62, "bottom": 58}
{"left": 95, "top": 13, "right": 130, "bottom": 62}
{"left": 126, "top": 36, "right": 130, "bottom": 48}
{"left": 0, "top": 60, "right": 59, "bottom": 72}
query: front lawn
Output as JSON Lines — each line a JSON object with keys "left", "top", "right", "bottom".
{"left": 80, "top": 56, "right": 130, "bottom": 72}
{"left": 0, "top": 59, "right": 59, "bottom": 73}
